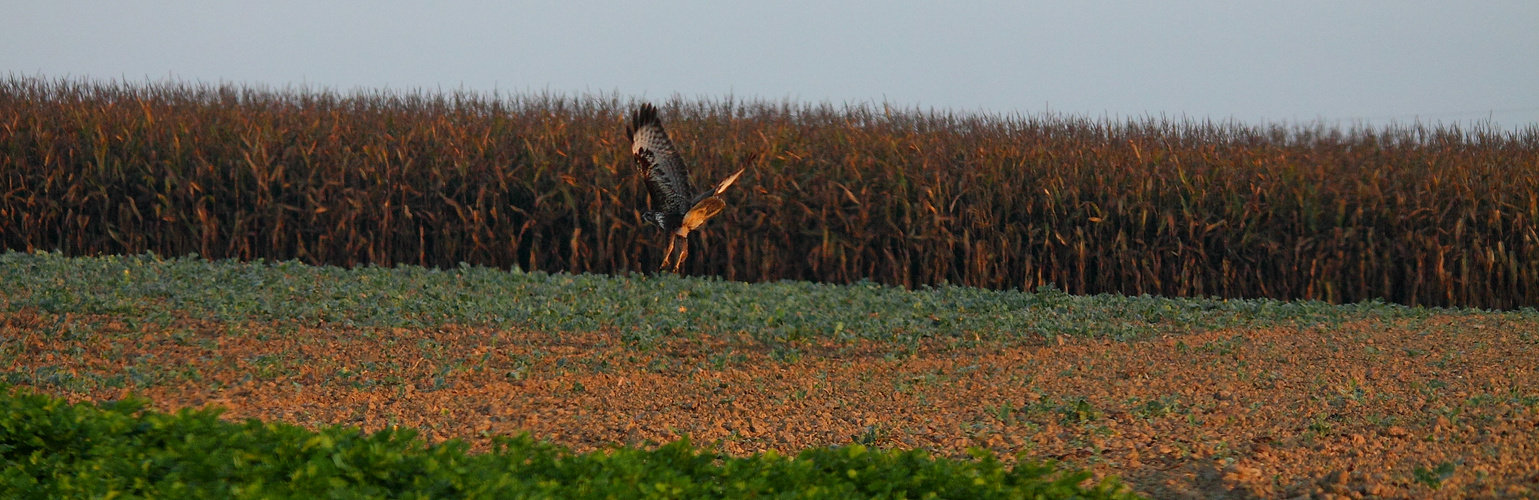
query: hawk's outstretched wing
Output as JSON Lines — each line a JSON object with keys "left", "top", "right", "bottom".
{"left": 627, "top": 104, "right": 695, "bottom": 221}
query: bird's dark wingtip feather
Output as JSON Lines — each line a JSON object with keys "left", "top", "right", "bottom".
{"left": 626, "top": 103, "right": 661, "bottom": 141}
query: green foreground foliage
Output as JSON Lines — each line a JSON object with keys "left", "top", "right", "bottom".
{"left": 0, "top": 387, "right": 1139, "bottom": 499}
{"left": 4, "top": 77, "right": 1538, "bottom": 308}
{"left": 4, "top": 252, "right": 1512, "bottom": 344}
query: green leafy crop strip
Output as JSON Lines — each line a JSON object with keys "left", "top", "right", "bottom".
{"left": 0, "top": 386, "right": 1141, "bottom": 499}
{"left": 6, "top": 252, "right": 1523, "bottom": 343}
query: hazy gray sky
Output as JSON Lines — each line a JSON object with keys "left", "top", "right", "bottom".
{"left": 5, "top": 1, "right": 1537, "bottom": 129}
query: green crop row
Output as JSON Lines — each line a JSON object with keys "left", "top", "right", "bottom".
{"left": 4, "top": 252, "right": 1521, "bottom": 345}
{"left": 3, "top": 77, "right": 1538, "bottom": 308}
{"left": 0, "top": 386, "right": 1139, "bottom": 499}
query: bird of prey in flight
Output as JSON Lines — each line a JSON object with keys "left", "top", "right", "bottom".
{"left": 626, "top": 103, "right": 746, "bottom": 272}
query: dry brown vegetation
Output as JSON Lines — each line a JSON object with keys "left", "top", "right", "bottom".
{"left": 4, "top": 77, "right": 1539, "bottom": 308}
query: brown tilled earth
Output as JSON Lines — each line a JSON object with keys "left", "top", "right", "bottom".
{"left": 6, "top": 310, "right": 1538, "bottom": 499}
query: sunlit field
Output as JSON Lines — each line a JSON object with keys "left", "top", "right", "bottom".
{"left": 5, "top": 77, "right": 1537, "bottom": 308}
{"left": 5, "top": 78, "right": 1539, "bottom": 497}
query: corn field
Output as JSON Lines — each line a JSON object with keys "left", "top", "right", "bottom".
{"left": 3, "top": 77, "right": 1537, "bottom": 308}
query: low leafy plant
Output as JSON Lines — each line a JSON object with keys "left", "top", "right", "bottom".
{"left": 1132, "top": 396, "right": 1183, "bottom": 420}
{"left": 5, "top": 251, "right": 1510, "bottom": 345}
{"left": 1412, "top": 461, "right": 1458, "bottom": 490}
{"left": 1059, "top": 398, "right": 1101, "bottom": 425}
{"left": 0, "top": 386, "right": 1141, "bottom": 499}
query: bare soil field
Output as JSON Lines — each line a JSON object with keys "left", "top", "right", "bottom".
{"left": 7, "top": 310, "right": 1538, "bottom": 498}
